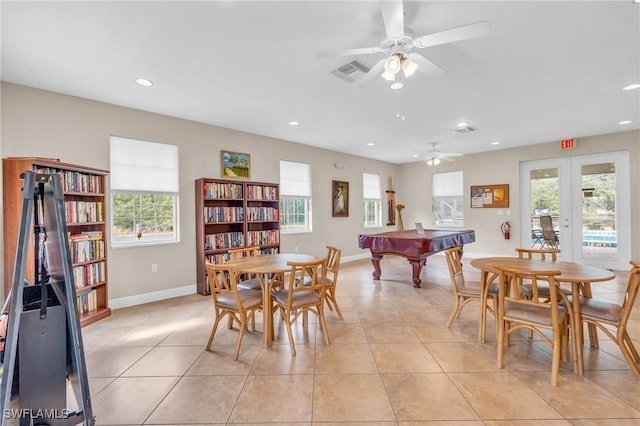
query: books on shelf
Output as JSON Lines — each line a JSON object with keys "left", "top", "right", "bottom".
{"left": 204, "top": 206, "right": 244, "bottom": 223}
{"left": 203, "top": 182, "right": 243, "bottom": 199}
{"left": 76, "top": 289, "right": 98, "bottom": 314}
{"left": 68, "top": 232, "right": 105, "bottom": 263}
{"left": 34, "top": 167, "right": 104, "bottom": 194}
{"left": 73, "top": 261, "right": 106, "bottom": 288}
{"left": 246, "top": 185, "right": 278, "bottom": 200}
{"left": 65, "top": 201, "right": 103, "bottom": 223}
{"left": 246, "top": 206, "right": 279, "bottom": 222}
{"left": 205, "top": 232, "right": 244, "bottom": 250}
{"left": 246, "top": 230, "right": 280, "bottom": 246}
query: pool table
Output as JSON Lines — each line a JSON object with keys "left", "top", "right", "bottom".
{"left": 358, "top": 229, "right": 476, "bottom": 287}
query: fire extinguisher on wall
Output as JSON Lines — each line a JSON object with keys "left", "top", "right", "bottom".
{"left": 501, "top": 221, "right": 511, "bottom": 240}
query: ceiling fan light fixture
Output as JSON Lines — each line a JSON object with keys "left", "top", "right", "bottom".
{"left": 427, "top": 157, "right": 441, "bottom": 166}
{"left": 401, "top": 57, "right": 418, "bottom": 77}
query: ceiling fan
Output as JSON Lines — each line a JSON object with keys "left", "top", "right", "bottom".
{"left": 426, "top": 142, "right": 463, "bottom": 166}
{"left": 318, "top": 0, "right": 490, "bottom": 88}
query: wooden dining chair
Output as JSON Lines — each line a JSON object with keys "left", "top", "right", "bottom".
{"left": 227, "top": 246, "right": 263, "bottom": 290}
{"left": 272, "top": 257, "right": 330, "bottom": 356}
{"left": 495, "top": 264, "right": 573, "bottom": 386}
{"left": 515, "top": 247, "right": 570, "bottom": 301}
{"left": 577, "top": 260, "right": 640, "bottom": 378}
{"left": 444, "top": 247, "right": 499, "bottom": 343}
{"left": 323, "top": 245, "right": 343, "bottom": 320}
{"left": 205, "top": 262, "right": 263, "bottom": 360}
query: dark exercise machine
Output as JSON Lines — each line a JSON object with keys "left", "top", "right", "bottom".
{"left": 0, "top": 171, "right": 94, "bottom": 425}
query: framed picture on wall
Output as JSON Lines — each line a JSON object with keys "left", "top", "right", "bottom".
{"left": 332, "top": 180, "right": 349, "bottom": 217}
{"left": 221, "top": 150, "right": 250, "bottom": 178}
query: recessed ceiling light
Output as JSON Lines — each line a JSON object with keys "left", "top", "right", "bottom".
{"left": 367, "top": 142, "right": 375, "bottom": 146}
{"left": 289, "top": 121, "right": 299, "bottom": 126}
{"left": 135, "top": 78, "right": 153, "bottom": 87}
{"left": 457, "top": 122, "right": 468, "bottom": 127}
{"left": 491, "top": 141, "right": 500, "bottom": 145}
{"left": 619, "top": 120, "right": 632, "bottom": 125}
{"left": 412, "top": 154, "right": 419, "bottom": 158}
{"left": 623, "top": 83, "right": 640, "bottom": 90}
{"left": 390, "top": 82, "right": 404, "bottom": 90}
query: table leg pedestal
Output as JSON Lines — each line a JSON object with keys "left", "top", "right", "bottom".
{"left": 370, "top": 254, "right": 382, "bottom": 280}
{"left": 408, "top": 259, "right": 425, "bottom": 288}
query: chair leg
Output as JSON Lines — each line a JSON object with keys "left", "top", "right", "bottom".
{"left": 283, "top": 310, "right": 297, "bottom": 356}
{"left": 327, "top": 289, "right": 343, "bottom": 320}
{"left": 619, "top": 331, "right": 640, "bottom": 378}
{"left": 497, "top": 318, "right": 505, "bottom": 369}
{"left": 318, "top": 305, "right": 331, "bottom": 346}
{"left": 206, "top": 314, "right": 224, "bottom": 351}
{"left": 447, "top": 297, "right": 462, "bottom": 328}
{"left": 234, "top": 315, "right": 248, "bottom": 361}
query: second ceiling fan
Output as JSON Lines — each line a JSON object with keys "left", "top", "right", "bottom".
{"left": 318, "top": 0, "right": 490, "bottom": 87}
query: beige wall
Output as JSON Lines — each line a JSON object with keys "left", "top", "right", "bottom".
{"left": 0, "top": 83, "right": 399, "bottom": 303}
{"left": 2, "top": 82, "right": 638, "bottom": 306}
{"left": 399, "top": 130, "right": 639, "bottom": 258}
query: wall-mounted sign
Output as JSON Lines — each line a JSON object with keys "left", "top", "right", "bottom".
{"left": 560, "top": 138, "right": 577, "bottom": 149}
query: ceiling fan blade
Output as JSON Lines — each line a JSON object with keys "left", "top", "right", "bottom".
{"left": 438, "top": 152, "right": 464, "bottom": 158}
{"left": 407, "top": 52, "right": 445, "bottom": 75}
{"left": 413, "top": 21, "right": 491, "bottom": 49}
{"left": 317, "top": 46, "right": 385, "bottom": 58}
{"left": 355, "top": 58, "right": 387, "bottom": 88}
{"left": 380, "top": 0, "right": 405, "bottom": 38}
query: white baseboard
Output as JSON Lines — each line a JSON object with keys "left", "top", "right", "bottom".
{"left": 109, "top": 284, "right": 196, "bottom": 310}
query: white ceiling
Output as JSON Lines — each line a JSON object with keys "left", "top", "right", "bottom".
{"left": 2, "top": 1, "right": 639, "bottom": 164}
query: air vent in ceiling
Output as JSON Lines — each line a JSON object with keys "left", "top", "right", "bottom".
{"left": 331, "top": 60, "right": 371, "bottom": 83}
{"left": 449, "top": 126, "right": 477, "bottom": 135}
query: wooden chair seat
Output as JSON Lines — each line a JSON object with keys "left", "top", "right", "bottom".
{"left": 577, "top": 260, "right": 640, "bottom": 378}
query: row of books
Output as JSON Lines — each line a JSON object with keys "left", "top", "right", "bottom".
{"left": 34, "top": 167, "right": 103, "bottom": 194}
{"left": 76, "top": 290, "right": 98, "bottom": 314}
{"left": 246, "top": 230, "right": 280, "bottom": 246}
{"left": 246, "top": 185, "right": 278, "bottom": 200}
{"left": 205, "top": 246, "right": 279, "bottom": 265}
{"left": 204, "top": 232, "right": 244, "bottom": 250}
{"left": 65, "top": 201, "right": 104, "bottom": 224}
{"left": 69, "top": 231, "right": 104, "bottom": 263}
{"left": 204, "top": 207, "right": 244, "bottom": 223}
{"left": 246, "top": 207, "right": 279, "bottom": 222}
{"left": 73, "top": 261, "right": 106, "bottom": 288}
{"left": 203, "top": 182, "right": 243, "bottom": 200}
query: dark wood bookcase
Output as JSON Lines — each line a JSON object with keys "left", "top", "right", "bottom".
{"left": 195, "top": 178, "right": 280, "bottom": 295}
{"left": 2, "top": 157, "right": 111, "bottom": 326}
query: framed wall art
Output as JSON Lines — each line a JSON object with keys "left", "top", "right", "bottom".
{"left": 221, "top": 150, "right": 250, "bottom": 178}
{"left": 332, "top": 180, "right": 349, "bottom": 217}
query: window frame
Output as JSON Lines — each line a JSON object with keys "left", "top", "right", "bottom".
{"left": 432, "top": 170, "right": 464, "bottom": 227}
{"left": 279, "top": 160, "right": 312, "bottom": 234}
{"left": 363, "top": 173, "right": 382, "bottom": 228}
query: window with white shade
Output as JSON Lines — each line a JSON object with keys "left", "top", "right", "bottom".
{"left": 433, "top": 171, "right": 464, "bottom": 226}
{"left": 280, "top": 160, "right": 312, "bottom": 233}
{"left": 363, "top": 173, "right": 382, "bottom": 227}
{"left": 110, "top": 136, "right": 179, "bottom": 247}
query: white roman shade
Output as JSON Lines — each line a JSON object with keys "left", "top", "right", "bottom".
{"left": 110, "top": 136, "right": 179, "bottom": 193}
{"left": 363, "top": 173, "right": 381, "bottom": 199}
{"left": 432, "top": 171, "right": 463, "bottom": 197}
{"left": 280, "top": 160, "right": 310, "bottom": 196}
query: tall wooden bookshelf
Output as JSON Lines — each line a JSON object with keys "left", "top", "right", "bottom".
{"left": 195, "top": 178, "right": 280, "bottom": 295}
{"left": 2, "top": 157, "right": 111, "bottom": 326}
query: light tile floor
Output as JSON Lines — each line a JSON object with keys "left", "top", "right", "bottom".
{"left": 80, "top": 255, "right": 639, "bottom": 425}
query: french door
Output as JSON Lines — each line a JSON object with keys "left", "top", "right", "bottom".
{"left": 520, "top": 151, "right": 630, "bottom": 270}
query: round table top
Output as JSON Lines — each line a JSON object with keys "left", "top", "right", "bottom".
{"left": 226, "top": 253, "right": 319, "bottom": 273}
{"left": 470, "top": 256, "right": 616, "bottom": 283}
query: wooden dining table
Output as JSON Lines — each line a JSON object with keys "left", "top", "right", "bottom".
{"left": 225, "top": 253, "right": 319, "bottom": 348}
{"left": 470, "top": 256, "right": 616, "bottom": 375}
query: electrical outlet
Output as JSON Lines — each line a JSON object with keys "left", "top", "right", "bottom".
{"left": 151, "top": 263, "right": 158, "bottom": 272}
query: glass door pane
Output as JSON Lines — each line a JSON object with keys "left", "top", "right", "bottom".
{"left": 580, "top": 162, "right": 617, "bottom": 260}
{"left": 529, "top": 167, "right": 561, "bottom": 249}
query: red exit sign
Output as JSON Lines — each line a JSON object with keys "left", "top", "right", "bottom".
{"left": 560, "top": 139, "right": 577, "bottom": 149}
